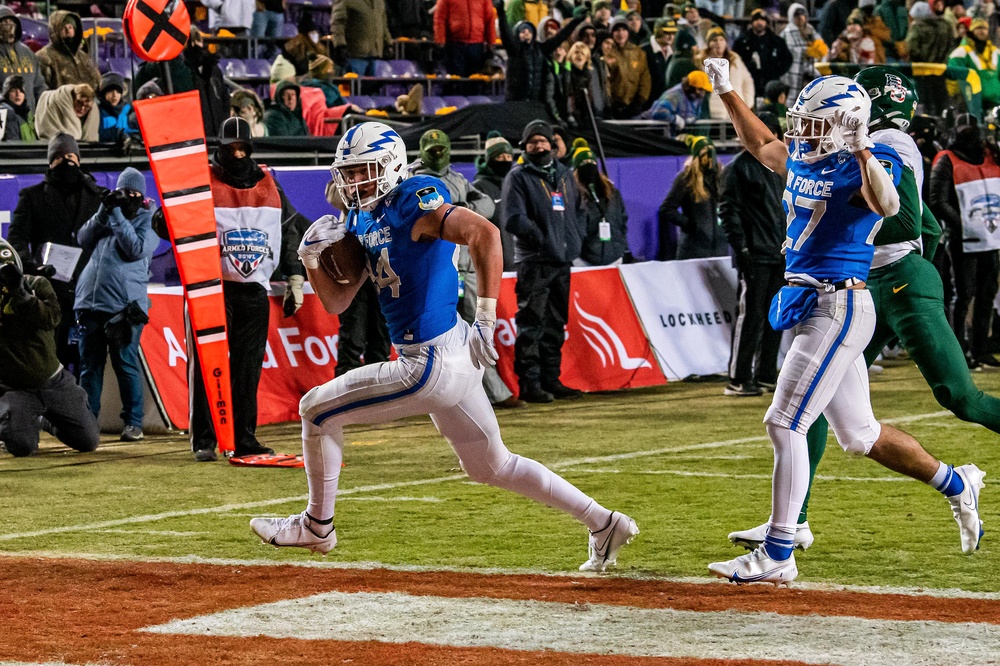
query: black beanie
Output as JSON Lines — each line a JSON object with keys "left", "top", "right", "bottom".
{"left": 47, "top": 132, "right": 80, "bottom": 164}
{"left": 520, "top": 119, "right": 554, "bottom": 147}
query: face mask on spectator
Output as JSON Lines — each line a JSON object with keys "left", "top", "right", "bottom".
{"left": 489, "top": 159, "right": 512, "bottom": 177}
{"left": 50, "top": 160, "right": 82, "bottom": 186}
{"left": 577, "top": 162, "right": 600, "bottom": 185}
{"left": 525, "top": 149, "right": 552, "bottom": 167}
{"left": 217, "top": 145, "right": 256, "bottom": 180}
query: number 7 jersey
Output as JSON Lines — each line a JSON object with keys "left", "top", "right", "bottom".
{"left": 782, "top": 144, "right": 903, "bottom": 283}
{"left": 344, "top": 174, "right": 458, "bottom": 345}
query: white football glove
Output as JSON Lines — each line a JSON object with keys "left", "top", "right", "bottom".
{"left": 835, "top": 109, "right": 874, "bottom": 154}
{"left": 469, "top": 297, "right": 499, "bottom": 369}
{"left": 704, "top": 58, "right": 733, "bottom": 95}
{"left": 298, "top": 214, "right": 346, "bottom": 269}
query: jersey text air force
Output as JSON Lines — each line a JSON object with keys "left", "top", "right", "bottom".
{"left": 344, "top": 174, "right": 457, "bottom": 345}
{"left": 782, "top": 143, "right": 903, "bottom": 283}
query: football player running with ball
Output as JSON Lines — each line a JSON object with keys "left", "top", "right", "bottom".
{"left": 729, "top": 67, "right": 997, "bottom": 557}
{"left": 250, "top": 122, "right": 638, "bottom": 572}
{"left": 703, "top": 60, "right": 985, "bottom": 585}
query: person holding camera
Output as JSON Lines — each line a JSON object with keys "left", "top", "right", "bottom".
{"left": 0, "top": 237, "right": 99, "bottom": 457}
{"left": 74, "top": 168, "right": 160, "bottom": 442}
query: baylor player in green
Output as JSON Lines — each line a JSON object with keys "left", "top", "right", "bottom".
{"left": 729, "top": 67, "right": 1000, "bottom": 550}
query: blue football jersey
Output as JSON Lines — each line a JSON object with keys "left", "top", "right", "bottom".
{"left": 345, "top": 175, "right": 457, "bottom": 345}
{"left": 782, "top": 144, "right": 903, "bottom": 283}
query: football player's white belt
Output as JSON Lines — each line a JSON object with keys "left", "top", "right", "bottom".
{"left": 787, "top": 277, "right": 864, "bottom": 292}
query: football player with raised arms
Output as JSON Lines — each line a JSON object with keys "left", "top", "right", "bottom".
{"left": 703, "top": 59, "right": 985, "bottom": 584}
{"left": 250, "top": 122, "right": 638, "bottom": 572}
{"left": 728, "top": 68, "right": 994, "bottom": 557}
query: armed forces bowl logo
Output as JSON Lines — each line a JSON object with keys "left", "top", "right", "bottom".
{"left": 971, "top": 194, "right": 1000, "bottom": 233}
{"left": 222, "top": 229, "right": 273, "bottom": 278}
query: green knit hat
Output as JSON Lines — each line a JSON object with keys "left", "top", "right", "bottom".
{"left": 686, "top": 135, "right": 715, "bottom": 158}
{"left": 484, "top": 130, "right": 513, "bottom": 161}
{"left": 571, "top": 137, "right": 597, "bottom": 169}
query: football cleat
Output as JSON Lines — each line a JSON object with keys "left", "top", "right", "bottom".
{"left": 948, "top": 464, "right": 985, "bottom": 554}
{"left": 579, "top": 511, "right": 639, "bottom": 572}
{"left": 728, "top": 520, "right": 814, "bottom": 551}
{"left": 250, "top": 512, "right": 337, "bottom": 555}
{"left": 708, "top": 547, "right": 798, "bottom": 586}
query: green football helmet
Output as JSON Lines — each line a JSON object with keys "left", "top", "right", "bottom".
{"left": 853, "top": 66, "right": 919, "bottom": 132}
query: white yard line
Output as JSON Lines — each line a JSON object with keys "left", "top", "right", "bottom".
{"left": 138, "top": 589, "right": 1000, "bottom": 665}
{"left": 568, "top": 469, "right": 914, "bottom": 482}
{"left": 0, "top": 409, "right": 958, "bottom": 543}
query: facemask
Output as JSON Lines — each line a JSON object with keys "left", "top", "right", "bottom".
{"left": 526, "top": 149, "right": 553, "bottom": 167}
{"left": 489, "top": 159, "right": 512, "bottom": 178}
{"left": 50, "top": 160, "right": 82, "bottom": 186}
{"left": 577, "top": 162, "right": 600, "bottom": 185}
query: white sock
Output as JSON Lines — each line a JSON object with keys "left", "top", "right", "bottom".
{"left": 302, "top": 419, "right": 343, "bottom": 524}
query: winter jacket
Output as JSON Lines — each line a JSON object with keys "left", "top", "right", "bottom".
{"left": 230, "top": 89, "right": 268, "bottom": 137}
{"left": 819, "top": 0, "right": 859, "bottom": 47}
{"left": 265, "top": 80, "right": 310, "bottom": 136}
{"left": 0, "top": 100, "right": 34, "bottom": 141}
{"left": 732, "top": 27, "right": 792, "bottom": 99}
{"left": 74, "top": 203, "right": 159, "bottom": 314}
{"left": 719, "top": 150, "right": 785, "bottom": 264}
{"left": 282, "top": 34, "right": 323, "bottom": 75}
{"left": 473, "top": 159, "right": 517, "bottom": 271}
{"left": 906, "top": 16, "right": 954, "bottom": 65}
{"left": 506, "top": 0, "right": 548, "bottom": 27}
{"left": 200, "top": 0, "right": 255, "bottom": 30}
{"left": 0, "top": 6, "right": 47, "bottom": 111}
{"left": 35, "top": 84, "right": 99, "bottom": 141}
{"left": 499, "top": 13, "right": 583, "bottom": 102}
{"left": 332, "top": 0, "right": 393, "bottom": 59}
{"left": 409, "top": 160, "right": 495, "bottom": 220}
{"left": 544, "top": 59, "right": 570, "bottom": 122}
{"left": 646, "top": 82, "right": 707, "bottom": 131}
{"left": 565, "top": 63, "right": 606, "bottom": 126}
{"left": 0, "top": 274, "right": 62, "bottom": 390}
{"left": 642, "top": 39, "right": 670, "bottom": 106}
{"left": 35, "top": 11, "right": 100, "bottom": 92}
{"left": 501, "top": 159, "right": 582, "bottom": 265}
{"left": 576, "top": 185, "right": 628, "bottom": 265}
{"left": 434, "top": 0, "right": 497, "bottom": 45}
{"left": 949, "top": 38, "right": 1000, "bottom": 108}
{"left": 696, "top": 51, "right": 754, "bottom": 119}
{"left": 607, "top": 40, "right": 652, "bottom": 116}
{"left": 782, "top": 4, "right": 824, "bottom": 103}
{"left": 874, "top": 0, "right": 908, "bottom": 44}
{"left": 299, "top": 77, "right": 348, "bottom": 107}
{"left": 98, "top": 97, "right": 137, "bottom": 142}
{"left": 658, "top": 165, "right": 728, "bottom": 260}
{"left": 664, "top": 53, "right": 697, "bottom": 90}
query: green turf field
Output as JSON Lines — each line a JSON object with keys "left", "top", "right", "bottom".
{"left": 2, "top": 360, "right": 998, "bottom": 593}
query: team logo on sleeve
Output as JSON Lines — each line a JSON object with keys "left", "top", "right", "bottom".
{"left": 222, "top": 229, "right": 273, "bottom": 278}
{"left": 415, "top": 186, "right": 445, "bottom": 211}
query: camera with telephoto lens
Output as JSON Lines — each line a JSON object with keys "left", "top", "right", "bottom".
{"left": 103, "top": 188, "right": 130, "bottom": 212}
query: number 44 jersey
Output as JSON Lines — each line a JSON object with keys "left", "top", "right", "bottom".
{"left": 345, "top": 174, "right": 458, "bottom": 345}
{"left": 782, "top": 144, "right": 903, "bottom": 284}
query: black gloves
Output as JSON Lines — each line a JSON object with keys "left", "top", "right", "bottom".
{"left": 735, "top": 247, "right": 753, "bottom": 279}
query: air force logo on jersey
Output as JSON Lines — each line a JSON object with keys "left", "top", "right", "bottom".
{"left": 415, "top": 186, "right": 445, "bottom": 211}
{"left": 222, "top": 228, "right": 273, "bottom": 278}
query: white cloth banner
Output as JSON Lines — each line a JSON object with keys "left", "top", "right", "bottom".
{"left": 620, "top": 258, "right": 738, "bottom": 381}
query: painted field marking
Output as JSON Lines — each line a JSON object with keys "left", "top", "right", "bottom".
{"left": 0, "top": 410, "right": 958, "bottom": 543}
{"left": 139, "top": 589, "right": 1000, "bottom": 664}
{"left": 568, "top": 468, "right": 914, "bottom": 482}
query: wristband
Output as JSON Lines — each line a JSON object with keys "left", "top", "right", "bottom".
{"left": 476, "top": 297, "right": 497, "bottom": 323}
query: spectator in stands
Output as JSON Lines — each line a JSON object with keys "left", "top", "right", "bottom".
{"left": 265, "top": 80, "right": 309, "bottom": 136}
{"left": 733, "top": 8, "right": 792, "bottom": 101}
{"left": 190, "top": 117, "right": 306, "bottom": 461}
{"left": 826, "top": 13, "right": 882, "bottom": 63}
{"left": 96, "top": 73, "right": 137, "bottom": 143}
{"left": 503, "top": 119, "right": 583, "bottom": 403}
{"left": 606, "top": 18, "right": 651, "bottom": 118}
{"left": 931, "top": 115, "right": 1000, "bottom": 368}
{"left": 758, "top": 79, "right": 788, "bottom": 130}
{"left": 35, "top": 10, "right": 99, "bottom": 92}
{"left": 35, "top": 83, "right": 98, "bottom": 141}
{"left": 644, "top": 18, "right": 677, "bottom": 105}
{"left": 665, "top": 29, "right": 698, "bottom": 88}
{"left": 545, "top": 42, "right": 572, "bottom": 125}
{"left": 434, "top": 0, "right": 498, "bottom": 76}
{"left": 332, "top": 0, "right": 393, "bottom": 77}
{"left": 969, "top": 0, "right": 996, "bottom": 40}
{"left": 269, "top": 52, "right": 297, "bottom": 83}
{"left": 200, "top": 0, "right": 254, "bottom": 32}
{"left": 539, "top": 16, "right": 562, "bottom": 42}
{"left": 300, "top": 54, "right": 357, "bottom": 109}
{"left": 9, "top": 133, "right": 107, "bottom": 372}
{"left": 135, "top": 80, "right": 163, "bottom": 101}
{"left": 508, "top": 0, "right": 550, "bottom": 26}
{"left": 572, "top": 139, "right": 628, "bottom": 266}
{"left": 0, "top": 237, "right": 99, "bottom": 458}
{"left": 231, "top": 89, "right": 267, "bottom": 137}
{"left": 696, "top": 26, "right": 754, "bottom": 119}
{"left": 0, "top": 6, "right": 46, "bottom": 112}
{"left": 552, "top": 124, "right": 571, "bottom": 164}
{"left": 575, "top": 23, "right": 598, "bottom": 51}
{"left": 677, "top": 3, "right": 705, "bottom": 50}
{"left": 473, "top": 131, "right": 517, "bottom": 271}
{"left": 283, "top": 14, "right": 324, "bottom": 75}
{"left": 853, "top": 0, "right": 893, "bottom": 59}
{"left": 720, "top": 111, "right": 784, "bottom": 397}
{"left": 251, "top": 0, "right": 285, "bottom": 59}
{"left": 566, "top": 42, "right": 606, "bottom": 127}
{"left": 950, "top": 18, "right": 1000, "bottom": 108}
{"left": 626, "top": 10, "right": 651, "bottom": 46}
{"left": 592, "top": 0, "right": 614, "bottom": 31}
{"left": 958, "top": 15, "right": 972, "bottom": 41}
{"left": 498, "top": 2, "right": 585, "bottom": 103}
{"left": 646, "top": 69, "right": 710, "bottom": 133}
{"left": 874, "top": 0, "right": 908, "bottom": 59}
{"left": 819, "top": 0, "right": 858, "bottom": 47}
{"left": 658, "top": 135, "right": 728, "bottom": 260}
{"left": 781, "top": 3, "right": 825, "bottom": 103}
{"left": 1, "top": 75, "right": 37, "bottom": 141}
{"left": 74, "top": 168, "right": 158, "bottom": 442}
{"left": 908, "top": 3, "right": 953, "bottom": 72}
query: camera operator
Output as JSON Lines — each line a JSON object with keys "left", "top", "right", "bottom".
{"left": 0, "top": 238, "right": 99, "bottom": 457}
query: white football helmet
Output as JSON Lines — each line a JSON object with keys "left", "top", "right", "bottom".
{"left": 331, "top": 122, "right": 407, "bottom": 211}
{"left": 786, "top": 75, "right": 872, "bottom": 162}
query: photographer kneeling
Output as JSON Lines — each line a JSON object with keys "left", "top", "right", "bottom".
{"left": 0, "top": 238, "right": 99, "bottom": 457}
{"left": 74, "top": 168, "right": 159, "bottom": 442}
